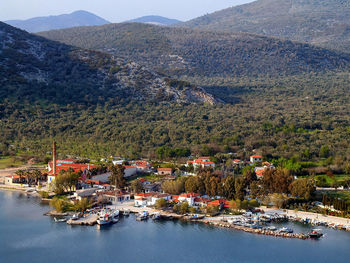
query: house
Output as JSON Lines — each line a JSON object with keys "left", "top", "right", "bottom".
{"left": 151, "top": 193, "right": 172, "bottom": 206}
{"left": 134, "top": 192, "right": 172, "bottom": 207}
{"left": 194, "top": 197, "right": 210, "bottom": 207}
{"left": 123, "top": 166, "right": 138, "bottom": 177}
{"left": 134, "top": 193, "right": 155, "bottom": 207}
{"left": 90, "top": 166, "right": 137, "bottom": 183}
{"left": 4, "top": 175, "right": 24, "bottom": 185}
{"left": 74, "top": 188, "right": 98, "bottom": 201}
{"left": 177, "top": 193, "right": 200, "bottom": 206}
{"left": 100, "top": 190, "right": 131, "bottom": 205}
{"left": 250, "top": 155, "right": 263, "bottom": 163}
{"left": 47, "top": 160, "right": 96, "bottom": 184}
{"left": 157, "top": 168, "right": 172, "bottom": 176}
{"left": 233, "top": 159, "right": 244, "bottom": 168}
{"left": 254, "top": 163, "right": 275, "bottom": 179}
{"left": 208, "top": 199, "right": 230, "bottom": 209}
{"left": 133, "top": 161, "right": 152, "bottom": 173}
{"left": 144, "top": 183, "right": 160, "bottom": 193}
{"left": 186, "top": 157, "right": 215, "bottom": 169}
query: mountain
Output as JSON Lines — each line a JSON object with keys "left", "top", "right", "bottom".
{"left": 5, "top": 10, "right": 110, "bottom": 33}
{"left": 38, "top": 23, "right": 350, "bottom": 79}
{"left": 180, "top": 0, "right": 350, "bottom": 53}
{"left": 0, "top": 22, "right": 216, "bottom": 105}
{"left": 126, "top": 16, "right": 181, "bottom": 25}
{"left": 1, "top": 23, "right": 350, "bottom": 160}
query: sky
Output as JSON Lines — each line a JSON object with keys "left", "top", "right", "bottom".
{"left": 0, "top": 0, "right": 254, "bottom": 22}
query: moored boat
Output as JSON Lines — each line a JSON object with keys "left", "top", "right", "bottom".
{"left": 309, "top": 229, "right": 323, "bottom": 239}
{"left": 136, "top": 211, "right": 149, "bottom": 221}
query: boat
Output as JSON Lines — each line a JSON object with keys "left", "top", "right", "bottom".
{"left": 267, "top": 226, "right": 277, "bottom": 231}
{"left": 111, "top": 209, "right": 120, "bottom": 223}
{"left": 71, "top": 213, "right": 81, "bottom": 220}
{"left": 136, "top": 211, "right": 149, "bottom": 221}
{"left": 123, "top": 209, "right": 130, "bottom": 216}
{"left": 54, "top": 217, "right": 67, "bottom": 223}
{"left": 97, "top": 209, "right": 119, "bottom": 225}
{"left": 309, "top": 229, "right": 323, "bottom": 239}
{"left": 190, "top": 214, "right": 204, "bottom": 220}
{"left": 279, "top": 227, "right": 293, "bottom": 233}
{"left": 152, "top": 213, "right": 161, "bottom": 220}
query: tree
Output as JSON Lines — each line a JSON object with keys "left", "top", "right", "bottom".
{"left": 289, "top": 178, "right": 316, "bottom": 200}
{"left": 222, "top": 176, "right": 235, "bottom": 200}
{"left": 234, "top": 177, "right": 245, "bottom": 200}
{"left": 49, "top": 197, "right": 67, "bottom": 213}
{"left": 155, "top": 198, "right": 168, "bottom": 209}
{"left": 320, "top": 145, "right": 330, "bottom": 158}
{"left": 131, "top": 180, "right": 143, "bottom": 193}
{"left": 75, "top": 198, "right": 91, "bottom": 212}
{"left": 109, "top": 164, "right": 126, "bottom": 189}
{"left": 249, "top": 199, "right": 259, "bottom": 208}
{"left": 261, "top": 168, "right": 294, "bottom": 194}
{"left": 31, "top": 169, "right": 42, "bottom": 186}
{"left": 179, "top": 202, "right": 189, "bottom": 214}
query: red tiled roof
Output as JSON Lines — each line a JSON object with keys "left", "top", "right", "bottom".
{"left": 256, "top": 170, "right": 265, "bottom": 176}
{"left": 158, "top": 168, "right": 172, "bottom": 171}
{"left": 198, "top": 157, "right": 210, "bottom": 160}
{"left": 251, "top": 155, "right": 263, "bottom": 158}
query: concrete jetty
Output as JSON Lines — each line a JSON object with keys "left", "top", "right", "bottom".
{"left": 67, "top": 214, "right": 98, "bottom": 226}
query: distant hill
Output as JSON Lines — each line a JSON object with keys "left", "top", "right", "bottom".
{"left": 38, "top": 23, "right": 350, "bottom": 78}
{"left": 127, "top": 16, "right": 181, "bottom": 25}
{"left": 5, "top": 10, "right": 110, "bottom": 33}
{"left": 180, "top": 0, "right": 350, "bottom": 53}
{"left": 0, "top": 22, "right": 215, "bottom": 105}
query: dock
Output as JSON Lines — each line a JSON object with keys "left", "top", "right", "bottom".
{"left": 67, "top": 214, "right": 98, "bottom": 226}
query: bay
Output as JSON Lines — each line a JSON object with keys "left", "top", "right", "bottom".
{"left": 0, "top": 190, "right": 349, "bottom": 263}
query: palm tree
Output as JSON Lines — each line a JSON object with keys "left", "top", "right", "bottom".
{"left": 31, "top": 169, "right": 42, "bottom": 186}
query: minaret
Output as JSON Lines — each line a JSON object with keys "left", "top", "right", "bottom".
{"left": 52, "top": 141, "right": 57, "bottom": 175}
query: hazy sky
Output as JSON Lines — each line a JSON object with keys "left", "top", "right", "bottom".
{"left": 1, "top": 0, "right": 254, "bottom": 22}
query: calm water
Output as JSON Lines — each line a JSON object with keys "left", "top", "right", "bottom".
{"left": 1, "top": 190, "right": 350, "bottom": 263}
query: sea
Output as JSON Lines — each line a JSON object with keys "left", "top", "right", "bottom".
{"left": 0, "top": 190, "right": 349, "bottom": 263}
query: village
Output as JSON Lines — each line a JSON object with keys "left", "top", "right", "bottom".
{"left": 1, "top": 142, "right": 350, "bottom": 240}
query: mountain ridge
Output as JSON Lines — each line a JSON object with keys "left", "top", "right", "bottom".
{"left": 38, "top": 22, "right": 350, "bottom": 79}
{"left": 180, "top": 0, "right": 350, "bottom": 53}
{"left": 0, "top": 22, "right": 216, "bottom": 105}
{"left": 126, "top": 15, "right": 181, "bottom": 25}
{"left": 5, "top": 10, "right": 110, "bottom": 33}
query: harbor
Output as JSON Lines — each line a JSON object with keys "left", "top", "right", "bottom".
{"left": 44, "top": 200, "right": 350, "bottom": 240}
{"left": 1, "top": 189, "right": 350, "bottom": 263}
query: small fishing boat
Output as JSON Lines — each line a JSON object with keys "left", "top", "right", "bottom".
{"left": 54, "top": 217, "right": 67, "bottom": 223}
{"left": 309, "top": 229, "right": 323, "bottom": 239}
{"left": 189, "top": 214, "right": 205, "bottom": 220}
{"left": 267, "top": 226, "right": 277, "bottom": 231}
{"left": 279, "top": 227, "right": 293, "bottom": 233}
{"left": 97, "top": 209, "right": 119, "bottom": 225}
{"left": 136, "top": 211, "right": 149, "bottom": 221}
{"left": 152, "top": 213, "right": 161, "bottom": 220}
{"left": 71, "top": 213, "right": 81, "bottom": 220}
{"left": 123, "top": 209, "right": 130, "bottom": 216}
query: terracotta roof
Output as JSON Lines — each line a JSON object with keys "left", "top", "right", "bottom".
{"left": 158, "top": 168, "right": 172, "bottom": 171}
{"left": 251, "top": 155, "right": 263, "bottom": 158}
{"left": 198, "top": 157, "right": 210, "bottom": 160}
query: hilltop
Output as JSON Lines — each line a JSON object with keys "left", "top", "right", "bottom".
{"left": 38, "top": 23, "right": 350, "bottom": 79}
{"left": 180, "top": 0, "right": 350, "bottom": 53}
{"left": 0, "top": 22, "right": 215, "bottom": 105}
{"left": 126, "top": 15, "right": 181, "bottom": 25}
{"left": 5, "top": 10, "right": 110, "bottom": 33}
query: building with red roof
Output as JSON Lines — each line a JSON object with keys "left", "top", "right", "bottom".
{"left": 157, "top": 168, "right": 173, "bottom": 176}
{"left": 250, "top": 155, "right": 263, "bottom": 163}
{"left": 186, "top": 157, "right": 215, "bottom": 169}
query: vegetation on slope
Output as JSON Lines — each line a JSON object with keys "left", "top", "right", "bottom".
{"left": 180, "top": 0, "right": 350, "bottom": 53}
{"left": 38, "top": 23, "right": 350, "bottom": 78}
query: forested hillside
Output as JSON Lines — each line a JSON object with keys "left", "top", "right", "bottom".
{"left": 38, "top": 23, "right": 350, "bottom": 79}
{"left": 180, "top": 0, "right": 350, "bottom": 53}
{"left": 0, "top": 22, "right": 215, "bottom": 105}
